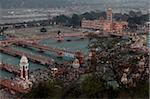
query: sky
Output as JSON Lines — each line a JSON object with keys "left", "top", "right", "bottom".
{"left": 0, "top": 0, "right": 149, "bottom": 9}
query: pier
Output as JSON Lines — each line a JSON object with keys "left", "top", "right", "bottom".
{"left": 0, "top": 63, "right": 20, "bottom": 75}
{"left": 0, "top": 47, "right": 52, "bottom": 65}
{"left": 16, "top": 41, "right": 75, "bottom": 55}
{"left": 0, "top": 78, "right": 30, "bottom": 93}
{"left": 0, "top": 32, "right": 86, "bottom": 46}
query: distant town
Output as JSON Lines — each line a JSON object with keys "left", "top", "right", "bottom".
{"left": 0, "top": 1, "right": 149, "bottom": 98}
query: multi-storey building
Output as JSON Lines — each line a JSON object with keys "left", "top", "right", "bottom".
{"left": 81, "top": 8, "right": 128, "bottom": 33}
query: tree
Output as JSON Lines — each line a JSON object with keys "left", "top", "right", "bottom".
{"left": 53, "top": 15, "right": 71, "bottom": 26}
{"left": 81, "top": 12, "right": 95, "bottom": 20}
{"left": 23, "top": 80, "right": 62, "bottom": 98}
{"left": 71, "top": 14, "right": 81, "bottom": 27}
{"left": 81, "top": 73, "right": 107, "bottom": 98}
{"left": 88, "top": 34, "right": 149, "bottom": 88}
{"left": 127, "top": 13, "right": 149, "bottom": 29}
{"left": 118, "top": 81, "right": 149, "bottom": 98}
{"left": 81, "top": 11, "right": 106, "bottom": 20}
{"left": 62, "top": 82, "right": 82, "bottom": 98}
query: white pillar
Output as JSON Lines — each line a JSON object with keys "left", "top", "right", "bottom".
{"left": 20, "top": 69, "right": 24, "bottom": 79}
{"left": 25, "top": 66, "right": 29, "bottom": 81}
{"left": 19, "top": 55, "right": 29, "bottom": 81}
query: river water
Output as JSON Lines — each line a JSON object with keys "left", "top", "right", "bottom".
{"left": 0, "top": 35, "right": 89, "bottom": 79}
{"left": 1, "top": 33, "right": 149, "bottom": 79}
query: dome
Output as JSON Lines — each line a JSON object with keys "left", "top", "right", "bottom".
{"left": 51, "top": 68, "right": 58, "bottom": 71}
{"left": 20, "top": 55, "right": 28, "bottom": 64}
{"left": 107, "top": 8, "right": 112, "bottom": 11}
{"left": 72, "top": 59, "right": 80, "bottom": 69}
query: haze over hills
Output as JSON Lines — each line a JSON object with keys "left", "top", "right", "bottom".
{"left": 0, "top": 0, "right": 149, "bottom": 9}
{"left": 0, "top": 0, "right": 72, "bottom": 9}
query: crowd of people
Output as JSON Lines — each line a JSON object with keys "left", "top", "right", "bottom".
{"left": 50, "top": 61, "right": 86, "bottom": 87}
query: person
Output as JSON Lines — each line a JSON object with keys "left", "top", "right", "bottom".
{"left": 57, "top": 30, "right": 61, "bottom": 35}
{"left": 40, "top": 26, "right": 47, "bottom": 32}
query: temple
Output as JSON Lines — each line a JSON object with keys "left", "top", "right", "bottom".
{"left": 20, "top": 55, "right": 29, "bottom": 81}
{"left": 19, "top": 55, "right": 32, "bottom": 89}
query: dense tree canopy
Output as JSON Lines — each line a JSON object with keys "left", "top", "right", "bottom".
{"left": 52, "top": 11, "right": 107, "bottom": 27}
{"left": 81, "top": 73, "right": 107, "bottom": 98}
{"left": 53, "top": 15, "right": 71, "bottom": 26}
{"left": 23, "top": 80, "right": 62, "bottom": 98}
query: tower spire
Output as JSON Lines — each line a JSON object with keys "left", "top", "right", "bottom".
{"left": 106, "top": 8, "right": 113, "bottom": 23}
{"left": 19, "top": 55, "right": 29, "bottom": 81}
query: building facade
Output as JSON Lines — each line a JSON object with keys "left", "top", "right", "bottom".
{"left": 81, "top": 8, "right": 128, "bottom": 33}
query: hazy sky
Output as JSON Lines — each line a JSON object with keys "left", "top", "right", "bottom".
{"left": 0, "top": 0, "right": 149, "bottom": 9}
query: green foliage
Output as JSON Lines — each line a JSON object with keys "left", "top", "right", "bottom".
{"left": 24, "top": 80, "right": 62, "bottom": 98}
{"left": 127, "top": 13, "right": 149, "bottom": 29}
{"left": 62, "top": 83, "right": 82, "bottom": 98}
{"left": 53, "top": 15, "right": 71, "bottom": 26}
{"left": 81, "top": 73, "right": 107, "bottom": 98}
{"left": 119, "top": 81, "right": 149, "bottom": 98}
{"left": 132, "top": 82, "right": 149, "bottom": 98}
{"left": 71, "top": 14, "right": 81, "bottom": 27}
{"left": 52, "top": 11, "right": 107, "bottom": 27}
{"left": 128, "top": 14, "right": 149, "bottom": 25}
{"left": 82, "top": 11, "right": 106, "bottom": 20}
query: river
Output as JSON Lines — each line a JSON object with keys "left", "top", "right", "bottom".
{"left": 0, "top": 35, "right": 89, "bottom": 79}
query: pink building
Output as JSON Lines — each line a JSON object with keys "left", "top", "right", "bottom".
{"left": 81, "top": 8, "right": 128, "bottom": 33}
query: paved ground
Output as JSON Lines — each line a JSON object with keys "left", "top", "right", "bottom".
{"left": 4, "top": 26, "right": 82, "bottom": 38}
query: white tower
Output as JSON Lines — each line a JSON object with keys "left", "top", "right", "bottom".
{"left": 106, "top": 8, "right": 113, "bottom": 23}
{"left": 19, "top": 55, "right": 29, "bottom": 81}
{"left": 72, "top": 59, "right": 80, "bottom": 69}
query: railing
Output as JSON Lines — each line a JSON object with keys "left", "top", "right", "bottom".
{"left": 0, "top": 62, "right": 20, "bottom": 75}
{"left": 0, "top": 47, "right": 52, "bottom": 65}
{"left": 17, "top": 41, "right": 75, "bottom": 54}
{"left": 0, "top": 32, "right": 87, "bottom": 46}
